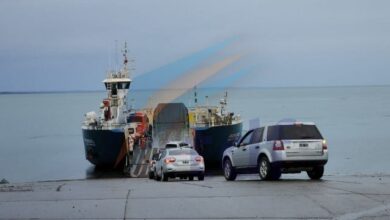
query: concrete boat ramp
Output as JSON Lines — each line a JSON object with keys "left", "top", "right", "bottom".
{"left": 0, "top": 175, "right": 390, "bottom": 219}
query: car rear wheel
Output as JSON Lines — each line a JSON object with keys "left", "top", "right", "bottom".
{"left": 148, "top": 170, "right": 154, "bottom": 179}
{"left": 223, "top": 158, "right": 237, "bottom": 181}
{"left": 258, "top": 156, "right": 271, "bottom": 180}
{"left": 189, "top": 176, "right": 194, "bottom": 181}
{"left": 307, "top": 166, "right": 324, "bottom": 180}
{"left": 154, "top": 169, "right": 161, "bottom": 181}
{"left": 198, "top": 173, "right": 204, "bottom": 181}
{"left": 161, "top": 169, "right": 168, "bottom": 182}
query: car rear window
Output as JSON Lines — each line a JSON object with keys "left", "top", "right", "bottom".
{"left": 165, "top": 144, "right": 177, "bottom": 148}
{"left": 168, "top": 149, "right": 198, "bottom": 156}
{"left": 267, "top": 125, "right": 323, "bottom": 140}
{"left": 127, "top": 116, "right": 143, "bottom": 123}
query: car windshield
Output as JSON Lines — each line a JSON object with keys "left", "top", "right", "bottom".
{"left": 168, "top": 149, "right": 198, "bottom": 156}
{"left": 268, "top": 124, "right": 323, "bottom": 140}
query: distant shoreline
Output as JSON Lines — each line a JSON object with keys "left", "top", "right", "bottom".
{"left": 0, "top": 90, "right": 104, "bottom": 95}
{"left": 1, "top": 84, "right": 389, "bottom": 95}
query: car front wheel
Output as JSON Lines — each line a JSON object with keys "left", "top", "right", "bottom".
{"left": 198, "top": 173, "right": 204, "bottom": 181}
{"left": 223, "top": 158, "right": 237, "bottom": 181}
{"left": 307, "top": 166, "right": 324, "bottom": 180}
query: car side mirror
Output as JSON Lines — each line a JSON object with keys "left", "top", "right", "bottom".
{"left": 234, "top": 142, "right": 239, "bottom": 147}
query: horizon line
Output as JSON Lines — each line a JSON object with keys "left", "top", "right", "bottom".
{"left": 1, "top": 84, "right": 390, "bottom": 95}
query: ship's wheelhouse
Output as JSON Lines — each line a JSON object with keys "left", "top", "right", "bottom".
{"left": 104, "top": 82, "right": 131, "bottom": 90}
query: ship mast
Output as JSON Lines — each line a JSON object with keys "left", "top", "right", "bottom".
{"left": 121, "top": 42, "right": 130, "bottom": 79}
{"left": 193, "top": 86, "right": 198, "bottom": 107}
{"left": 220, "top": 91, "right": 228, "bottom": 116}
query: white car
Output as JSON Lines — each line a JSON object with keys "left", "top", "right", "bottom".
{"left": 155, "top": 148, "right": 205, "bottom": 181}
{"left": 222, "top": 122, "right": 328, "bottom": 181}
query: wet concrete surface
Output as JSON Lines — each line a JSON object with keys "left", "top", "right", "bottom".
{"left": 0, "top": 174, "right": 390, "bottom": 219}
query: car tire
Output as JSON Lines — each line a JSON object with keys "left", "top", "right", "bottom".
{"left": 189, "top": 176, "right": 194, "bottom": 181}
{"left": 307, "top": 166, "right": 324, "bottom": 180}
{"left": 148, "top": 170, "right": 154, "bottom": 179}
{"left": 223, "top": 158, "right": 237, "bottom": 181}
{"left": 198, "top": 173, "right": 204, "bottom": 181}
{"left": 258, "top": 156, "right": 271, "bottom": 180}
{"left": 154, "top": 169, "right": 161, "bottom": 181}
{"left": 161, "top": 169, "right": 168, "bottom": 182}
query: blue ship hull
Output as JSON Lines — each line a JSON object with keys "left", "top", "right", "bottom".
{"left": 193, "top": 122, "right": 242, "bottom": 169}
{"left": 82, "top": 128, "right": 126, "bottom": 168}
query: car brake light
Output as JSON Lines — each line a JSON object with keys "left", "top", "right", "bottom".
{"left": 322, "top": 140, "right": 328, "bottom": 150}
{"left": 164, "top": 157, "right": 176, "bottom": 164}
{"left": 195, "top": 156, "right": 203, "bottom": 163}
{"left": 273, "top": 140, "right": 284, "bottom": 151}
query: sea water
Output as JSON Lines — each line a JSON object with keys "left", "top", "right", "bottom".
{"left": 0, "top": 86, "right": 389, "bottom": 183}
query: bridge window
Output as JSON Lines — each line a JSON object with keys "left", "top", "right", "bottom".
{"left": 112, "top": 83, "right": 117, "bottom": 95}
{"left": 118, "top": 82, "right": 130, "bottom": 89}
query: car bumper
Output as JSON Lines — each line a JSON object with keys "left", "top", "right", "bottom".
{"left": 164, "top": 164, "right": 205, "bottom": 173}
{"left": 271, "top": 160, "right": 328, "bottom": 173}
{"left": 271, "top": 150, "right": 328, "bottom": 163}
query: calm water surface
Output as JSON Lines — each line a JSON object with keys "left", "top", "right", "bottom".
{"left": 1, "top": 86, "right": 389, "bottom": 183}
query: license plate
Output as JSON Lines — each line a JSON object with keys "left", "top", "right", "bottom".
{"left": 182, "top": 161, "right": 189, "bottom": 164}
{"left": 299, "top": 143, "right": 308, "bottom": 147}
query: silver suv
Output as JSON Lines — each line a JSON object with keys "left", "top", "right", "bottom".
{"left": 222, "top": 122, "right": 328, "bottom": 181}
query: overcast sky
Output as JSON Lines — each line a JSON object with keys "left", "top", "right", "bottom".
{"left": 0, "top": 0, "right": 389, "bottom": 92}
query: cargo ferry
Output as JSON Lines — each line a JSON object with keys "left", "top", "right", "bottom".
{"left": 189, "top": 91, "right": 242, "bottom": 169}
{"left": 81, "top": 43, "right": 152, "bottom": 172}
{"left": 82, "top": 43, "right": 242, "bottom": 174}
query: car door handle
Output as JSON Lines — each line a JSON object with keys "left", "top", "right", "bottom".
{"left": 242, "top": 148, "right": 247, "bottom": 151}
{"left": 255, "top": 146, "right": 260, "bottom": 149}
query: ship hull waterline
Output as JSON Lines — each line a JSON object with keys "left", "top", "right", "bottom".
{"left": 193, "top": 122, "right": 243, "bottom": 170}
{"left": 82, "top": 128, "right": 127, "bottom": 169}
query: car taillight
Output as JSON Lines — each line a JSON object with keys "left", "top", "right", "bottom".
{"left": 195, "top": 156, "right": 203, "bottom": 163}
{"left": 322, "top": 140, "right": 328, "bottom": 150}
{"left": 164, "top": 157, "right": 176, "bottom": 164}
{"left": 273, "top": 140, "right": 284, "bottom": 151}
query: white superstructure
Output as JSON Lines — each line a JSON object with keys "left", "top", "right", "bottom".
{"left": 83, "top": 42, "right": 132, "bottom": 129}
